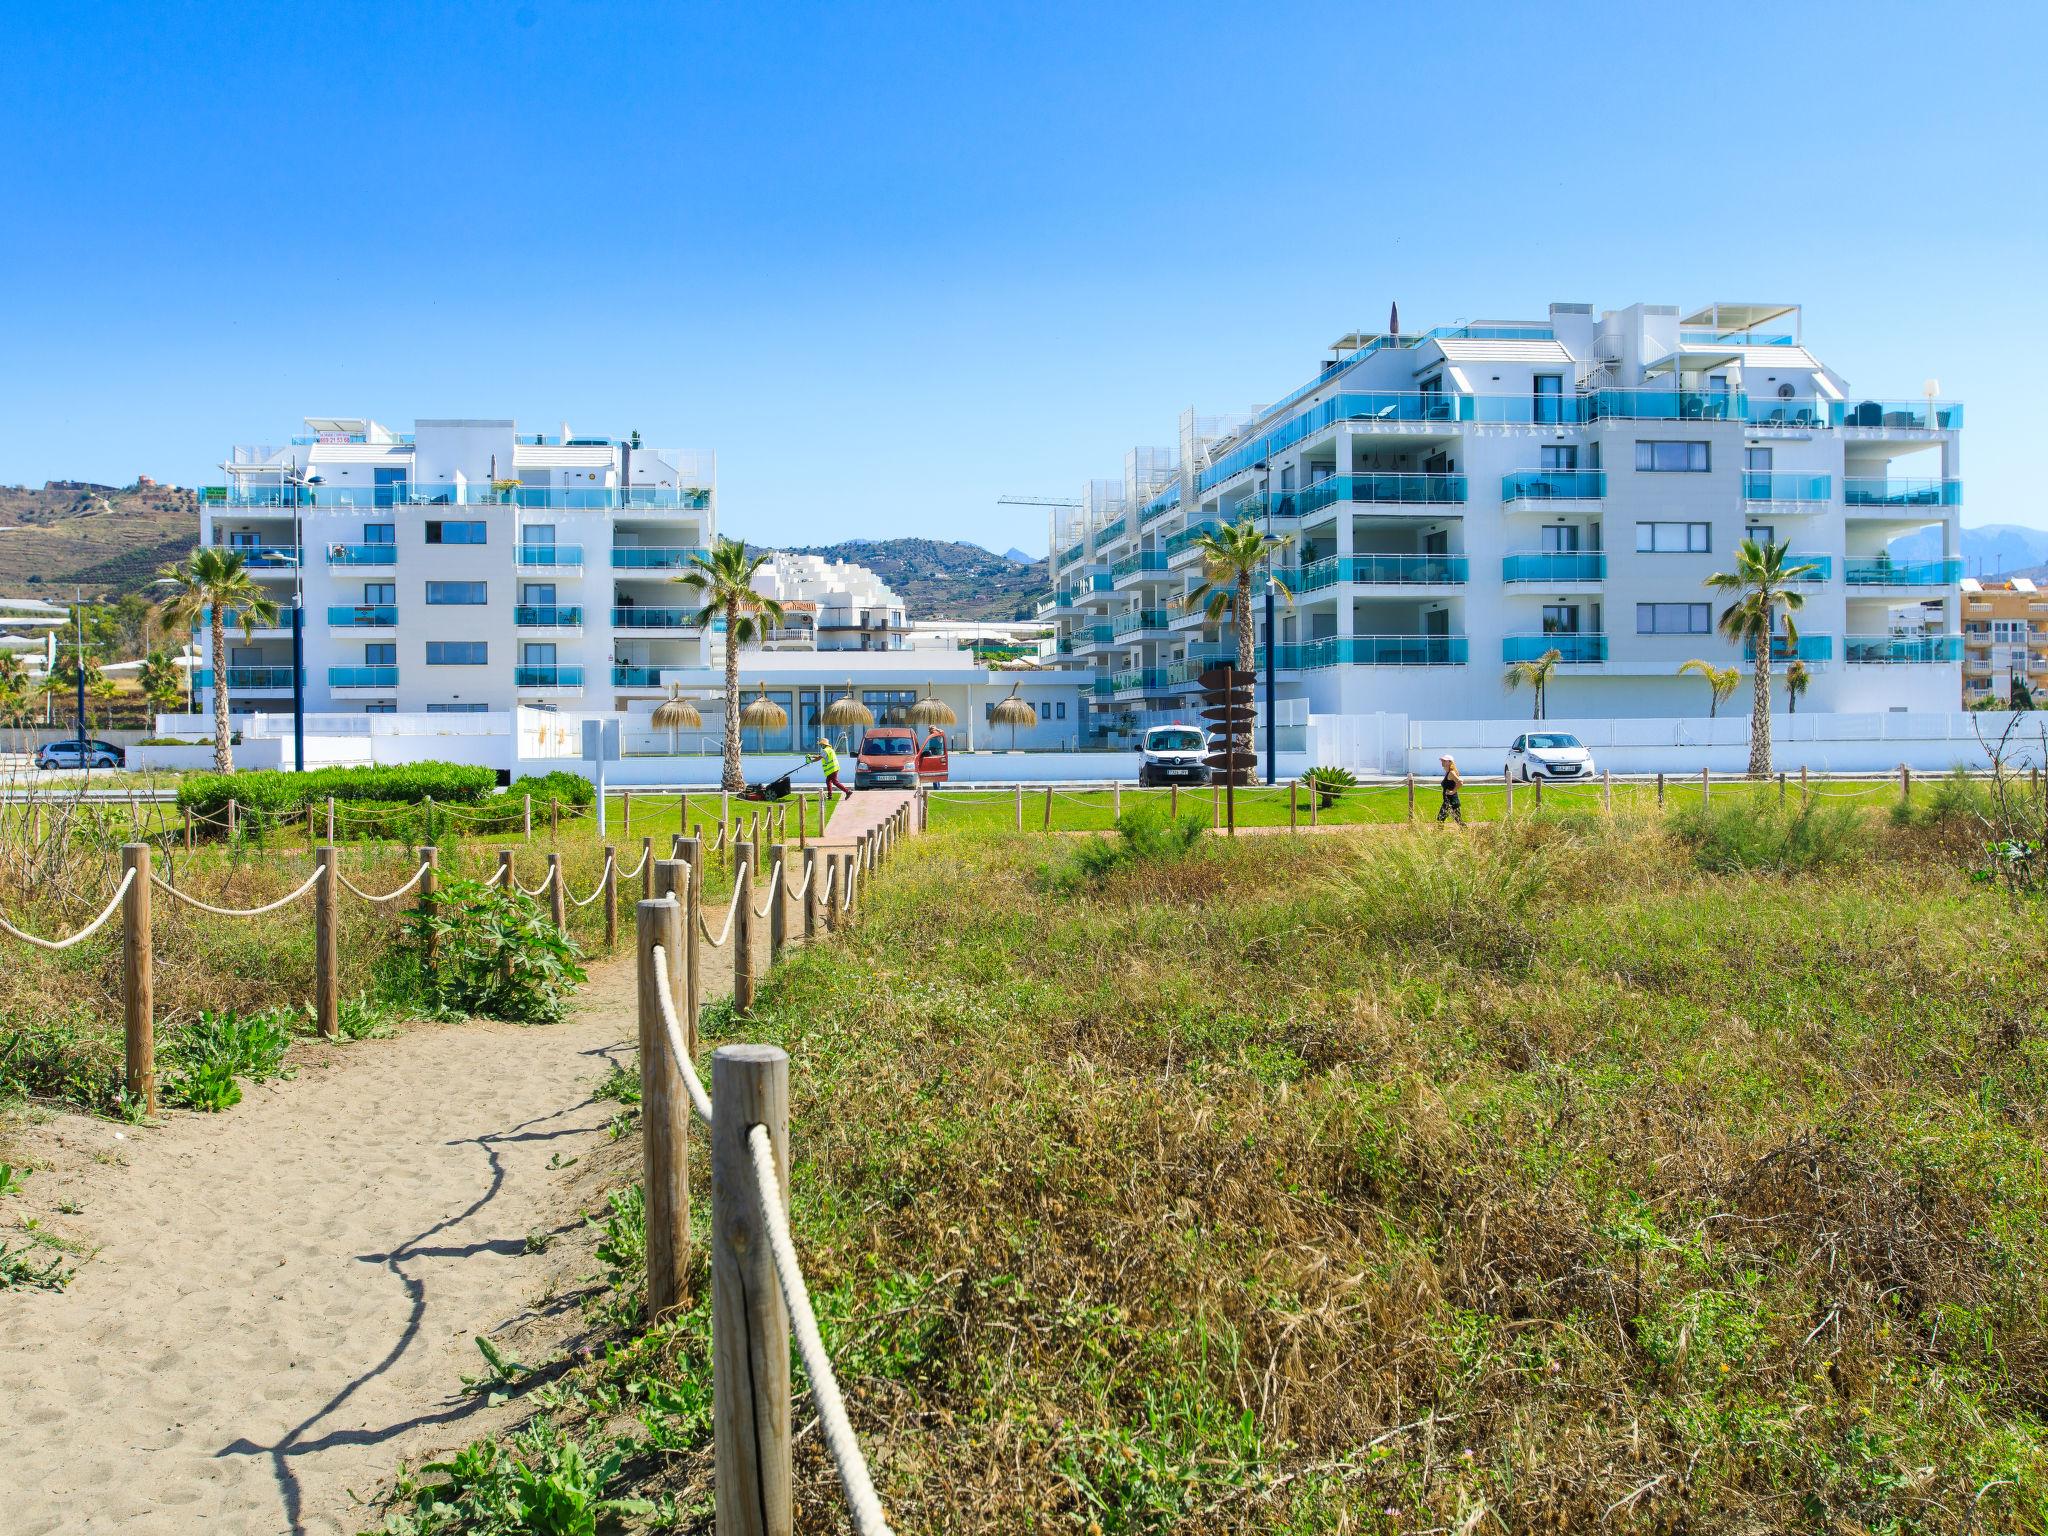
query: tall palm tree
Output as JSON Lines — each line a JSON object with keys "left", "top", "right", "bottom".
{"left": 1184, "top": 516, "right": 1295, "bottom": 675}
{"left": 675, "top": 537, "right": 785, "bottom": 792}
{"left": 155, "top": 548, "right": 280, "bottom": 771}
{"left": 1504, "top": 648, "right": 1562, "bottom": 720}
{"left": 1783, "top": 658, "right": 1810, "bottom": 715}
{"left": 1679, "top": 658, "right": 1741, "bottom": 719}
{"left": 1706, "top": 538, "right": 1817, "bottom": 777}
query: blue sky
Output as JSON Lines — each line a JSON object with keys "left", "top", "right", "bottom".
{"left": 3, "top": 1, "right": 2043, "bottom": 552}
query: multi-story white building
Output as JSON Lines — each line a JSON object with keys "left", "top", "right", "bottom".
{"left": 198, "top": 418, "right": 716, "bottom": 714}
{"left": 1048, "top": 302, "right": 1963, "bottom": 735}
{"left": 743, "top": 552, "right": 908, "bottom": 651}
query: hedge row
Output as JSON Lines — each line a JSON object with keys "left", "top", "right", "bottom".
{"left": 178, "top": 763, "right": 501, "bottom": 818}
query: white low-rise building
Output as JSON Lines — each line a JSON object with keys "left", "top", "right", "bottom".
{"left": 743, "top": 552, "right": 907, "bottom": 651}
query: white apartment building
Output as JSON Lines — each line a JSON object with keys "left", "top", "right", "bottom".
{"left": 1049, "top": 302, "right": 1963, "bottom": 733}
{"left": 743, "top": 552, "right": 908, "bottom": 651}
{"left": 198, "top": 418, "right": 717, "bottom": 714}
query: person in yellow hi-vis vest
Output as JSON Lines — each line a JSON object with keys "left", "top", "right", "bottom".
{"left": 812, "top": 736, "right": 853, "bottom": 801}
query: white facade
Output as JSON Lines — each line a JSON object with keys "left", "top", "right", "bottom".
{"left": 742, "top": 552, "right": 908, "bottom": 651}
{"left": 197, "top": 417, "right": 717, "bottom": 715}
{"left": 1049, "top": 302, "right": 1965, "bottom": 732}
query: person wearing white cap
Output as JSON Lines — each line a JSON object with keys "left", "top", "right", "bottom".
{"left": 1436, "top": 754, "right": 1464, "bottom": 824}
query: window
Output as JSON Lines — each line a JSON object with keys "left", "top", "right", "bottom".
{"left": 364, "top": 523, "right": 395, "bottom": 545}
{"left": 425, "top": 520, "right": 487, "bottom": 544}
{"left": 1541, "top": 605, "right": 1581, "bottom": 634}
{"left": 1635, "top": 440, "right": 1710, "bottom": 472}
{"left": 425, "top": 581, "right": 487, "bottom": 604}
{"left": 363, "top": 702, "right": 397, "bottom": 714}
{"left": 1541, "top": 524, "right": 1582, "bottom": 553}
{"left": 427, "top": 702, "right": 489, "bottom": 713}
{"left": 522, "top": 583, "right": 557, "bottom": 605}
{"left": 1055, "top": 701, "right": 1067, "bottom": 721}
{"left": 426, "top": 641, "right": 488, "bottom": 665}
{"left": 1636, "top": 521, "right": 1711, "bottom": 554}
{"left": 363, "top": 582, "right": 395, "bottom": 603}
{"left": 1637, "top": 603, "right": 1710, "bottom": 635}
{"left": 365, "top": 643, "right": 396, "bottom": 664}
{"left": 1745, "top": 447, "right": 1773, "bottom": 473}
{"left": 521, "top": 642, "right": 556, "bottom": 665}
{"left": 862, "top": 689, "right": 918, "bottom": 724}
{"left": 1539, "top": 444, "right": 1578, "bottom": 471}
{"left": 520, "top": 524, "right": 556, "bottom": 547}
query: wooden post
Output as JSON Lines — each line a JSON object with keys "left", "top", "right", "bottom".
{"left": 1504, "top": 772, "right": 1514, "bottom": 817}
{"left": 733, "top": 844, "right": 754, "bottom": 1014}
{"left": 1112, "top": 781, "right": 1121, "bottom": 819}
{"left": 550, "top": 797, "right": 560, "bottom": 841}
{"left": 797, "top": 795, "right": 806, "bottom": 849}
{"left": 679, "top": 792, "right": 688, "bottom": 840}
{"left": 227, "top": 796, "right": 238, "bottom": 842}
{"left": 1533, "top": 774, "right": 1543, "bottom": 810}
{"left": 1014, "top": 782, "right": 1023, "bottom": 830}
{"left": 1171, "top": 783, "right": 1178, "bottom": 818}
{"left": 547, "top": 852, "right": 567, "bottom": 933}
{"left": 498, "top": 847, "right": 515, "bottom": 894}
{"left": 720, "top": 790, "right": 730, "bottom": 840}
{"left": 325, "top": 795, "right": 335, "bottom": 843}
{"left": 1289, "top": 780, "right": 1298, "bottom": 832}
{"left": 602, "top": 842, "right": 618, "bottom": 951}
{"left": 121, "top": 843, "right": 154, "bottom": 1114}
{"left": 822, "top": 851, "right": 840, "bottom": 933}
{"left": 1211, "top": 781, "right": 1220, "bottom": 828}
{"left": 711, "top": 1044, "right": 792, "bottom": 1536}
{"left": 622, "top": 789, "right": 632, "bottom": 838}
{"left": 1900, "top": 764, "right": 1912, "bottom": 803}
{"left": 523, "top": 793, "right": 532, "bottom": 842}
{"left": 305, "top": 801, "right": 315, "bottom": 852}
{"left": 655, "top": 858, "right": 689, "bottom": 1054}
{"left": 1043, "top": 784, "right": 1053, "bottom": 829}
{"left": 314, "top": 845, "right": 339, "bottom": 1040}
{"left": 801, "top": 847, "right": 817, "bottom": 941}
{"left": 1406, "top": 773, "right": 1416, "bottom": 821}
{"left": 1656, "top": 771, "right": 1665, "bottom": 809}
{"left": 418, "top": 845, "right": 440, "bottom": 967}
{"left": 636, "top": 896, "right": 690, "bottom": 1324}
{"left": 678, "top": 837, "right": 703, "bottom": 1053}
{"left": 1801, "top": 764, "right": 1810, "bottom": 805}
{"left": 1701, "top": 766, "right": 1711, "bottom": 807}
{"left": 1778, "top": 770, "right": 1787, "bottom": 804}
{"left": 672, "top": 831, "right": 685, "bottom": 863}
{"left": 423, "top": 794, "right": 435, "bottom": 844}
{"left": 766, "top": 843, "right": 787, "bottom": 964}
{"left": 1603, "top": 769, "right": 1612, "bottom": 814}
{"left": 183, "top": 802, "right": 192, "bottom": 851}
{"left": 640, "top": 835, "right": 655, "bottom": 901}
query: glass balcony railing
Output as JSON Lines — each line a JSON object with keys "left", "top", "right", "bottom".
{"left": 1138, "top": 485, "right": 1182, "bottom": 525}
{"left": 1198, "top": 392, "right": 1469, "bottom": 491}
{"left": 1681, "top": 329, "right": 1797, "bottom": 347}
{"left": 215, "top": 542, "right": 303, "bottom": 568}
{"left": 1504, "top": 633, "right": 1608, "bottom": 664}
{"left": 1275, "top": 473, "right": 1468, "bottom": 514}
{"left": 1095, "top": 518, "right": 1127, "bottom": 546}
{"left": 1502, "top": 551, "right": 1605, "bottom": 583}
{"left": 1111, "top": 609, "right": 1171, "bottom": 636}
{"left": 613, "top": 665, "right": 666, "bottom": 686}
{"left": 1165, "top": 521, "right": 1223, "bottom": 556}
{"left": 326, "top": 544, "right": 397, "bottom": 565}
{"left": 1845, "top": 635, "right": 1964, "bottom": 665}
{"left": 1110, "top": 551, "right": 1171, "bottom": 581}
{"left": 192, "top": 666, "right": 299, "bottom": 690}
{"left": 1844, "top": 479, "right": 1963, "bottom": 509}
{"left": 1054, "top": 573, "right": 1115, "bottom": 604}
{"left": 1784, "top": 553, "right": 1832, "bottom": 582}
{"left": 1108, "top": 668, "right": 1171, "bottom": 694}
{"left": 611, "top": 546, "right": 709, "bottom": 569}
{"left": 1742, "top": 473, "right": 1832, "bottom": 503}
{"left": 1501, "top": 469, "right": 1606, "bottom": 502}
{"left": 1310, "top": 634, "right": 1468, "bottom": 667}
{"left": 1745, "top": 398, "right": 1830, "bottom": 429}
{"left": 1290, "top": 554, "right": 1469, "bottom": 589}
{"left": 1831, "top": 400, "right": 1964, "bottom": 430}
{"left": 1744, "top": 634, "right": 1834, "bottom": 663}
{"left": 1056, "top": 541, "right": 1085, "bottom": 569}
{"left": 611, "top": 607, "right": 691, "bottom": 629}
{"left": 1844, "top": 557, "right": 1964, "bottom": 587}
{"left": 1584, "top": 388, "right": 1746, "bottom": 422}
{"left": 517, "top": 544, "right": 584, "bottom": 567}
{"left": 211, "top": 485, "right": 711, "bottom": 511}
{"left": 326, "top": 604, "right": 397, "bottom": 627}
{"left": 1073, "top": 624, "right": 1115, "bottom": 647}
{"left": 329, "top": 666, "right": 397, "bottom": 689}
{"left": 1090, "top": 676, "right": 1117, "bottom": 698}
{"left": 515, "top": 604, "right": 584, "bottom": 627}
{"left": 516, "top": 665, "right": 585, "bottom": 688}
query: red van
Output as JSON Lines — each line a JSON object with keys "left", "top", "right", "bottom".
{"left": 855, "top": 728, "right": 950, "bottom": 789}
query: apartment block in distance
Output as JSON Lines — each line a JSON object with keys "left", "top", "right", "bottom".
{"left": 1048, "top": 302, "right": 1963, "bottom": 734}
{"left": 1960, "top": 577, "right": 2048, "bottom": 706}
{"left": 198, "top": 418, "right": 716, "bottom": 713}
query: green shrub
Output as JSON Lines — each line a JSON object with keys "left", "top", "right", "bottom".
{"left": 401, "top": 877, "right": 586, "bottom": 1023}
{"left": 160, "top": 1006, "right": 294, "bottom": 1110}
{"left": 1303, "top": 765, "right": 1359, "bottom": 807}
{"left": 177, "top": 762, "right": 498, "bottom": 820}
{"left": 512, "top": 769, "right": 597, "bottom": 808}
{"left": 1891, "top": 767, "right": 1992, "bottom": 829}
{"left": 1670, "top": 796, "right": 1871, "bottom": 875}
{"left": 1056, "top": 803, "right": 1207, "bottom": 890}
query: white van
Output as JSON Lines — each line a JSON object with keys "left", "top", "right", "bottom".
{"left": 1138, "top": 724, "right": 1209, "bottom": 786}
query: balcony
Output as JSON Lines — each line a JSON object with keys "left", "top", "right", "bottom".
{"left": 1844, "top": 557, "right": 1963, "bottom": 587}
{"left": 216, "top": 542, "right": 303, "bottom": 570}
{"left": 1111, "top": 609, "right": 1171, "bottom": 637}
{"left": 1844, "top": 479, "right": 1963, "bottom": 510}
{"left": 1165, "top": 521, "right": 1223, "bottom": 558}
{"left": 1110, "top": 551, "right": 1171, "bottom": 584}
{"left": 610, "top": 607, "right": 692, "bottom": 630}
{"left": 1784, "top": 553, "right": 1832, "bottom": 582}
{"left": 1138, "top": 485, "right": 1182, "bottom": 526}
{"left": 1744, "top": 398, "right": 1831, "bottom": 430}
{"left": 1501, "top": 469, "right": 1606, "bottom": 504}
{"left": 1504, "top": 633, "right": 1608, "bottom": 665}
{"left": 212, "top": 485, "right": 711, "bottom": 511}
{"left": 1292, "top": 553, "right": 1469, "bottom": 590}
{"left": 1585, "top": 388, "right": 1746, "bottom": 422}
{"left": 1832, "top": 400, "right": 1964, "bottom": 431}
{"left": 1054, "top": 573, "right": 1115, "bottom": 606}
{"left": 515, "top": 604, "right": 584, "bottom": 628}
{"left": 517, "top": 544, "right": 585, "bottom": 569}
{"left": 612, "top": 665, "right": 667, "bottom": 687}
{"left": 1502, "top": 551, "right": 1605, "bottom": 584}
{"left": 611, "top": 546, "right": 710, "bottom": 570}
{"left": 1275, "top": 473, "right": 1468, "bottom": 515}
{"left": 516, "top": 665, "right": 586, "bottom": 690}
{"left": 1741, "top": 473, "right": 1832, "bottom": 505}
{"left": 1072, "top": 623, "right": 1115, "bottom": 649}
{"left": 327, "top": 604, "right": 398, "bottom": 628}
{"left": 1744, "top": 634, "right": 1834, "bottom": 663}
{"left": 1303, "top": 634, "right": 1468, "bottom": 668}
{"left": 329, "top": 665, "right": 398, "bottom": 690}
{"left": 192, "top": 666, "right": 298, "bottom": 692}
{"left": 1108, "top": 667, "right": 1171, "bottom": 696}
{"left": 325, "top": 543, "right": 397, "bottom": 566}
{"left": 1845, "top": 634, "right": 1964, "bottom": 665}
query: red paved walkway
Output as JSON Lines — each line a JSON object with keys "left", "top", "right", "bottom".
{"left": 815, "top": 788, "right": 916, "bottom": 848}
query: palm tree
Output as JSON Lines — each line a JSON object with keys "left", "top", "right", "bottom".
{"left": 138, "top": 651, "right": 184, "bottom": 716}
{"left": 1706, "top": 537, "right": 1817, "bottom": 777}
{"left": 674, "top": 537, "right": 785, "bottom": 792}
{"left": 1184, "top": 516, "right": 1295, "bottom": 675}
{"left": 1783, "top": 658, "right": 1810, "bottom": 715}
{"left": 0, "top": 650, "right": 26, "bottom": 696}
{"left": 155, "top": 548, "right": 280, "bottom": 771}
{"left": 1679, "top": 658, "right": 1742, "bottom": 718}
{"left": 1504, "top": 648, "right": 1562, "bottom": 720}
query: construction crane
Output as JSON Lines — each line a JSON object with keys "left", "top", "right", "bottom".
{"left": 997, "top": 495, "right": 1083, "bottom": 589}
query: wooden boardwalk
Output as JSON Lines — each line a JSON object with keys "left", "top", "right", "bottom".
{"left": 815, "top": 789, "right": 916, "bottom": 849}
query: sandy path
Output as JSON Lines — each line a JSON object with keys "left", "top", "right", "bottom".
{"left": 0, "top": 954, "right": 662, "bottom": 1536}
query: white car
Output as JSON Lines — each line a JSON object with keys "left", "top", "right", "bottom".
{"left": 1505, "top": 731, "right": 1595, "bottom": 782}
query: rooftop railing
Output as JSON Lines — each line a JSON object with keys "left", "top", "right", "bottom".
{"left": 207, "top": 485, "right": 711, "bottom": 510}
{"left": 1501, "top": 469, "right": 1606, "bottom": 502}
{"left": 1680, "top": 329, "right": 1798, "bottom": 346}
{"left": 1832, "top": 400, "right": 1963, "bottom": 430}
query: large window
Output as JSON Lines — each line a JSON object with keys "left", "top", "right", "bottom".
{"left": 1634, "top": 440, "right": 1710, "bottom": 473}
{"left": 1636, "top": 521, "right": 1711, "bottom": 554}
{"left": 363, "top": 581, "right": 395, "bottom": 603}
{"left": 365, "top": 643, "right": 396, "bottom": 664}
{"left": 862, "top": 689, "right": 919, "bottom": 724}
{"left": 1637, "top": 603, "right": 1710, "bottom": 635}
{"left": 425, "top": 520, "right": 488, "bottom": 544}
{"left": 364, "top": 523, "right": 395, "bottom": 545}
{"left": 426, "top": 641, "right": 488, "bottom": 664}
{"left": 426, "top": 581, "right": 488, "bottom": 604}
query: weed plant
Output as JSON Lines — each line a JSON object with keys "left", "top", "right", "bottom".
{"left": 400, "top": 878, "right": 586, "bottom": 1024}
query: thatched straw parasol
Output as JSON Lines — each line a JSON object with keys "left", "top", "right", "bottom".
{"left": 905, "top": 683, "right": 956, "bottom": 728}
{"left": 990, "top": 683, "right": 1037, "bottom": 751}
{"left": 651, "top": 684, "right": 702, "bottom": 753}
{"left": 822, "top": 680, "right": 874, "bottom": 729}
{"left": 739, "top": 681, "right": 788, "bottom": 732}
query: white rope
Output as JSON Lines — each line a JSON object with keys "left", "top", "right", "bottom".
{"left": 700, "top": 882, "right": 743, "bottom": 949}
{"left": 787, "top": 862, "right": 812, "bottom": 901}
{"left": 482, "top": 864, "right": 509, "bottom": 888}
{"left": 568, "top": 856, "right": 614, "bottom": 908}
{"left": 648, "top": 943, "right": 713, "bottom": 1126}
{"left": 152, "top": 864, "right": 325, "bottom": 918}
{"left": 618, "top": 845, "right": 651, "bottom": 879}
{"left": 747, "top": 1123, "right": 894, "bottom": 1536}
{"left": 750, "top": 862, "right": 782, "bottom": 919}
{"left": 336, "top": 862, "right": 430, "bottom": 904}
{"left": 516, "top": 871, "right": 554, "bottom": 897}
{"left": 0, "top": 867, "right": 136, "bottom": 952}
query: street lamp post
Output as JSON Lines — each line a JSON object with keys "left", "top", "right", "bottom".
{"left": 1255, "top": 470, "right": 1276, "bottom": 786}
{"left": 72, "top": 586, "right": 86, "bottom": 753}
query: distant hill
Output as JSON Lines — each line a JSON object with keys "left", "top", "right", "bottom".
{"left": 1891, "top": 522, "right": 2048, "bottom": 578}
{"left": 1001, "top": 547, "right": 1036, "bottom": 565}
{"left": 0, "top": 482, "right": 199, "bottom": 601}
{"left": 775, "top": 538, "right": 1048, "bottom": 622}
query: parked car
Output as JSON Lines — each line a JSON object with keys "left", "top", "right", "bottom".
{"left": 1137, "top": 723, "right": 1208, "bottom": 786}
{"left": 36, "top": 738, "right": 125, "bottom": 770}
{"left": 1505, "top": 731, "right": 1595, "bottom": 782}
{"left": 854, "top": 729, "right": 948, "bottom": 789}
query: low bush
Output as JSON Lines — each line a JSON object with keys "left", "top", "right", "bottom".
{"left": 512, "top": 770, "right": 596, "bottom": 808}
{"left": 1669, "top": 795, "right": 1871, "bottom": 874}
{"left": 1891, "top": 767, "right": 1993, "bottom": 829}
{"left": 177, "top": 762, "right": 498, "bottom": 820}
{"left": 400, "top": 877, "right": 586, "bottom": 1023}
{"left": 159, "top": 1007, "right": 295, "bottom": 1112}
{"left": 1053, "top": 803, "right": 1207, "bottom": 891}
